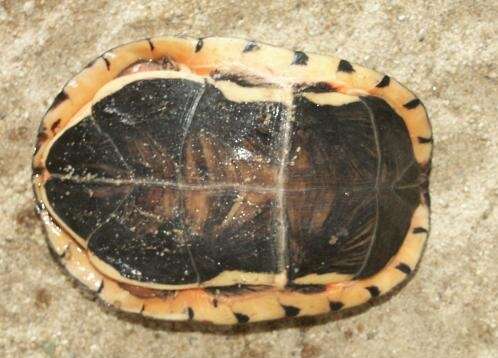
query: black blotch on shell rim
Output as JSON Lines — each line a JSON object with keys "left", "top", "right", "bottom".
{"left": 337, "top": 59, "right": 355, "bottom": 73}
{"left": 243, "top": 41, "right": 259, "bottom": 53}
{"left": 403, "top": 98, "right": 421, "bottom": 109}
{"left": 48, "top": 91, "right": 69, "bottom": 112}
{"left": 147, "top": 38, "right": 155, "bottom": 51}
{"left": 413, "top": 227, "right": 429, "bottom": 234}
{"left": 376, "top": 75, "right": 390, "bottom": 88}
{"left": 417, "top": 136, "right": 433, "bottom": 144}
{"left": 187, "top": 307, "right": 194, "bottom": 320}
{"left": 96, "top": 280, "right": 104, "bottom": 294}
{"left": 282, "top": 305, "right": 300, "bottom": 317}
{"left": 292, "top": 51, "right": 309, "bottom": 65}
{"left": 195, "top": 38, "right": 204, "bottom": 53}
{"left": 103, "top": 57, "right": 111, "bottom": 71}
{"left": 396, "top": 263, "right": 412, "bottom": 275}
{"left": 329, "top": 301, "right": 344, "bottom": 311}
{"left": 366, "top": 286, "right": 380, "bottom": 298}
{"left": 50, "top": 119, "right": 61, "bottom": 133}
{"left": 234, "top": 312, "right": 250, "bottom": 324}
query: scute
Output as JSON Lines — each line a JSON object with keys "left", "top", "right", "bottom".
{"left": 45, "top": 76, "right": 285, "bottom": 286}
{"left": 91, "top": 78, "right": 203, "bottom": 181}
{"left": 44, "top": 177, "right": 133, "bottom": 242}
{"left": 285, "top": 94, "right": 421, "bottom": 281}
{"left": 45, "top": 115, "right": 131, "bottom": 180}
{"left": 89, "top": 205, "right": 199, "bottom": 284}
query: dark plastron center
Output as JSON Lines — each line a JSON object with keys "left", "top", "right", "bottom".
{"left": 49, "top": 76, "right": 296, "bottom": 286}
{"left": 283, "top": 92, "right": 386, "bottom": 281}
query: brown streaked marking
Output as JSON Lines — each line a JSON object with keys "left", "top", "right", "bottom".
{"left": 329, "top": 301, "right": 344, "bottom": 311}
{"left": 50, "top": 119, "right": 61, "bottom": 133}
{"left": 147, "top": 38, "right": 155, "bottom": 51}
{"left": 118, "top": 283, "right": 176, "bottom": 299}
{"left": 243, "top": 41, "right": 259, "bottom": 53}
{"left": 403, "top": 98, "right": 421, "bottom": 109}
{"left": 117, "top": 58, "right": 180, "bottom": 76}
{"left": 183, "top": 189, "right": 210, "bottom": 234}
{"left": 97, "top": 280, "right": 104, "bottom": 294}
{"left": 292, "top": 51, "right": 309, "bottom": 65}
{"left": 187, "top": 307, "right": 194, "bottom": 320}
{"left": 286, "top": 284, "right": 327, "bottom": 294}
{"left": 282, "top": 305, "right": 300, "bottom": 317}
{"left": 293, "top": 82, "right": 336, "bottom": 93}
{"left": 366, "top": 286, "right": 380, "bottom": 298}
{"left": 210, "top": 70, "right": 275, "bottom": 88}
{"left": 195, "top": 38, "right": 204, "bottom": 53}
{"left": 204, "top": 285, "right": 269, "bottom": 296}
{"left": 396, "top": 263, "right": 412, "bottom": 275}
{"left": 417, "top": 136, "right": 433, "bottom": 144}
{"left": 413, "top": 227, "right": 428, "bottom": 234}
{"left": 48, "top": 90, "right": 69, "bottom": 112}
{"left": 139, "top": 304, "right": 145, "bottom": 314}
{"left": 376, "top": 75, "right": 390, "bottom": 88}
{"left": 234, "top": 312, "right": 250, "bottom": 324}
{"left": 36, "top": 131, "right": 48, "bottom": 142}
{"left": 337, "top": 59, "right": 355, "bottom": 73}
{"left": 212, "top": 298, "right": 218, "bottom": 308}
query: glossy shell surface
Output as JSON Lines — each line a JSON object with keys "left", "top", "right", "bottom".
{"left": 32, "top": 36, "right": 431, "bottom": 324}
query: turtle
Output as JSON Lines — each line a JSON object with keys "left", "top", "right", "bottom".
{"left": 32, "top": 36, "right": 432, "bottom": 325}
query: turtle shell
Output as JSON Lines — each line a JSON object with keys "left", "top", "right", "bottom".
{"left": 32, "top": 37, "right": 432, "bottom": 324}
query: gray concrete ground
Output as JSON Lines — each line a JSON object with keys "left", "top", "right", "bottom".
{"left": 0, "top": 1, "right": 497, "bottom": 357}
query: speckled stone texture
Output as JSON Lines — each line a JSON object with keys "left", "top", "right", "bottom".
{"left": 0, "top": 0, "right": 497, "bottom": 357}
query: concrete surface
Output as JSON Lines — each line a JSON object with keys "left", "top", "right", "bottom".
{"left": 0, "top": 0, "right": 497, "bottom": 357}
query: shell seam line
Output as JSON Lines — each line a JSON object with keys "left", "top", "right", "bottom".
{"left": 177, "top": 81, "right": 207, "bottom": 285}
{"left": 355, "top": 97, "right": 382, "bottom": 277}
{"left": 86, "top": 191, "right": 132, "bottom": 242}
{"left": 275, "top": 92, "right": 294, "bottom": 286}
{"left": 85, "top": 117, "right": 136, "bottom": 243}
{"left": 91, "top": 116, "right": 135, "bottom": 177}
{"left": 48, "top": 174, "right": 420, "bottom": 192}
